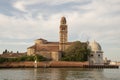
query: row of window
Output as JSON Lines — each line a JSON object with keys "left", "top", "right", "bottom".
{"left": 90, "top": 54, "right": 101, "bottom": 57}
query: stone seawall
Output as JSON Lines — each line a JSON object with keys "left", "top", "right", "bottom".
{"left": 0, "top": 61, "right": 119, "bottom": 68}
{"left": 0, "top": 61, "right": 88, "bottom": 68}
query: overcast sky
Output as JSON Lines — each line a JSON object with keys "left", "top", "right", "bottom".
{"left": 0, "top": 0, "right": 120, "bottom": 61}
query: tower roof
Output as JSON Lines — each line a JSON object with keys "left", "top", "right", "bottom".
{"left": 88, "top": 40, "right": 102, "bottom": 52}
{"left": 60, "top": 16, "right": 66, "bottom": 24}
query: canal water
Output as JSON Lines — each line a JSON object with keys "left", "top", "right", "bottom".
{"left": 0, "top": 68, "right": 120, "bottom": 80}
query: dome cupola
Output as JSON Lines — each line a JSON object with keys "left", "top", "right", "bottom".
{"left": 88, "top": 40, "right": 102, "bottom": 52}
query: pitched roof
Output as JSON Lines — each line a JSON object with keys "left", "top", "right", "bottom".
{"left": 36, "top": 45, "right": 59, "bottom": 52}
{"left": 47, "top": 42, "right": 59, "bottom": 44}
{"left": 36, "top": 38, "right": 47, "bottom": 41}
{"left": 27, "top": 45, "right": 36, "bottom": 49}
{"left": 27, "top": 41, "right": 74, "bottom": 52}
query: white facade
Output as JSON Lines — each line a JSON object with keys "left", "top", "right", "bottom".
{"left": 88, "top": 41, "right": 104, "bottom": 65}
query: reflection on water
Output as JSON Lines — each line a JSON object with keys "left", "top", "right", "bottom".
{"left": 0, "top": 68, "right": 120, "bottom": 80}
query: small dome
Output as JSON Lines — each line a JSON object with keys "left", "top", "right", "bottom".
{"left": 88, "top": 40, "right": 102, "bottom": 51}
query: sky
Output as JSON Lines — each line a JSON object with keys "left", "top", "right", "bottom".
{"left": 0, "top": 0, "right": 120, "bottom": 61}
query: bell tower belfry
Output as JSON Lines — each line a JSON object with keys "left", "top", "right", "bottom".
{"left": 59, "top": 16, "right": 68, "bottom": 51}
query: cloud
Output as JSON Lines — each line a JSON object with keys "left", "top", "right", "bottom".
{"left": 13, "top": 1, "right": 27, "bottom": 12}
{"left": 0, "top": 41, "right": 31, "bottom": 45}
{"left": 0, "top": 0, "right": 120, "bottom": 60}
{"left": 12, "top": 0, "right": 92, "bottom": 12}
{"left": 0, "top": 13, "right": 60, "bottom": 40}
{"left": 1, "top": 1, "right": 120, "bottom": 41}
{"left": 13, "top": 0, "right": 41, "bottom": 12}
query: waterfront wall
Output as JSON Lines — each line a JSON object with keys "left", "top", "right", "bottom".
{"left": 0, "top": 61, "right": 88, "bottom": 68}
{"left": 0, "top": 61, "right": 119, "bottom": 68}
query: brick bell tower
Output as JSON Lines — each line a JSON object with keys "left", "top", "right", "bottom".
{"left": 59, "top": 16, "right": 68, "bottom": 51}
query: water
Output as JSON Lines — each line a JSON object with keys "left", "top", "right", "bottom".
{"left": 0, "top": 68, "right": 120, "bottom": 80}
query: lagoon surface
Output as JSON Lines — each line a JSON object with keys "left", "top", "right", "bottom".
{"left": 0, "top": 68, "right": 120, "bottom": 80}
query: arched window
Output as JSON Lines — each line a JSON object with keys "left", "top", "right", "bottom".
{"left": 90, "top": 54, "right": 93, "bottom": 57}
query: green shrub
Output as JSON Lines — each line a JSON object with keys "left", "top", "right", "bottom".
{"left": 0, "top": 55, "right": 47, "bottom": 63}
{"left": 0, "top": 57, "right": 7, "bottom": 63}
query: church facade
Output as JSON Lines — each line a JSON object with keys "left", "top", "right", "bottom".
{"left": 27, "top": 17, "right": 73, "bottom": 61}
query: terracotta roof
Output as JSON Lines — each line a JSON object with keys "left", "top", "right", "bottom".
{"left": 47, "top": 42, "right": 59, "bottom": 44}
{"left": 28, "top": 45, "right": 59, "bottom": 52}
{"left": 27, "top": 42, "right": 74, "bottom": 51}
{"left": 47, "top": 42, "right": 73, "bottom": 45}
{"left": 36, "top": 45, "right": 59, "bottom": 52}
{"left": 66, "top": 42, "right": 73, "bottom": 45}
{"left": 36, "top": 38, "right": 47, "bottom": 41}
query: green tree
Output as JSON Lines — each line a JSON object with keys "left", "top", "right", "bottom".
{"left": 3, "top": 49, "right": 8, "bottom": 54}
{"left": 2, "top": 51, "right": 5, "bottom": 54}
{"left": 10, "top": 51, "right": 13, "bottom": 53}
{"left": 0, "top": 55, "right": 47, "bottom": 63}
{"left": 4, "top": 49, "right": 8, "bottom": 53}
{"left": 17, "top": 51, "right": 19, "bottom": 53}
{"left": 62, "top": 41, "right": 90, "bottom": 61}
